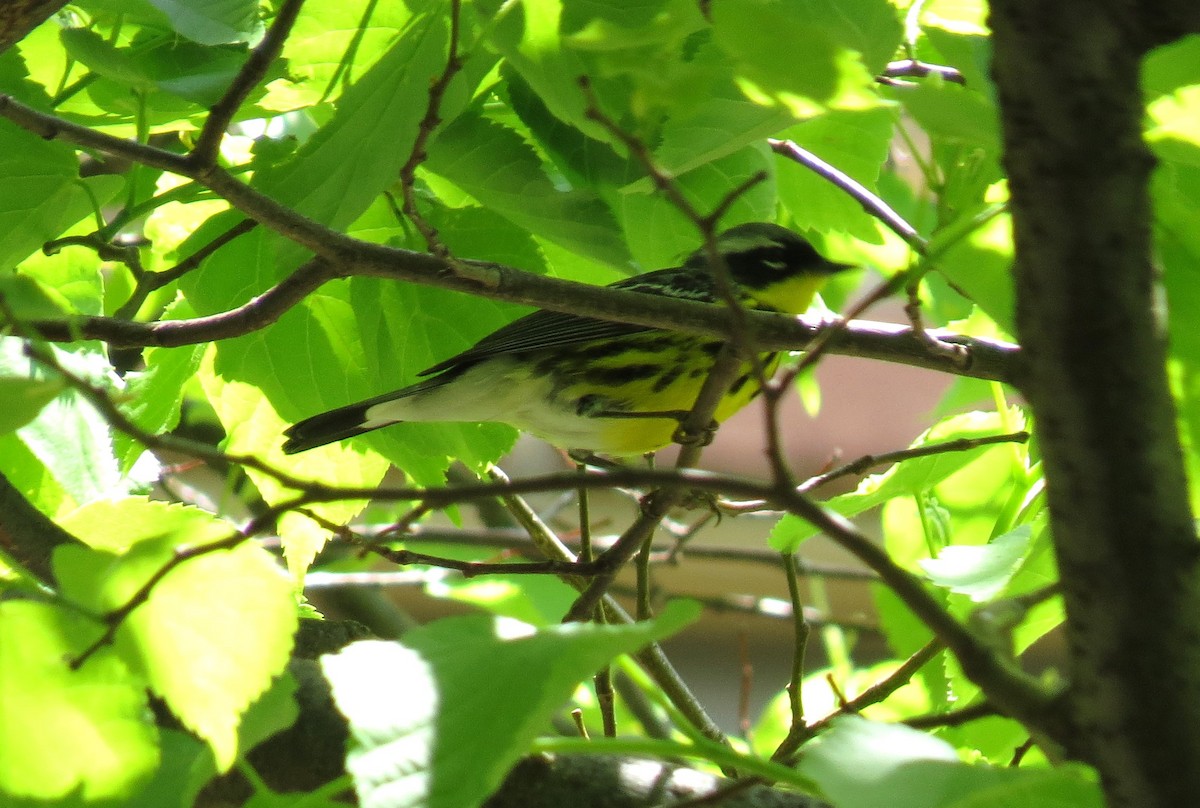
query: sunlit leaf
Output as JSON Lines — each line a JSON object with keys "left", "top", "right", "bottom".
{"left": 920, "top": 525, "right": 1031, "bottom": 601}
{"left": 56, "top": 499, "right": 297, "bottom": 771}
{"left": 0, "top": 602, "right": 158, "bottom": 802}
{"left": 799, "top": 717, "right": 1103, "bottom": 808}
{"left": 323, "top": 602, "right": 699, "bottom": 808}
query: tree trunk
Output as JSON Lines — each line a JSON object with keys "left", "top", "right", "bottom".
{"left": 990, "top": 2, "right": 1200, "bottom": 803}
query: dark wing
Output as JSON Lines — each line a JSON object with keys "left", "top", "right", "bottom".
{"left": 418, "top": 266, "right": 719, "bottom": 377}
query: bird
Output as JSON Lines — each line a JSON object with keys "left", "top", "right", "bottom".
{"left": 282, "top": 222, "right": 851, "bottom": 457}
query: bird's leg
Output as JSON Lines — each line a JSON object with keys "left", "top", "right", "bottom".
{"left": 671, "top": 419, "right": 719, "bottom": 448}
{"left": 575, "top": 460, "right": 593, "bottom": 565}
{"left": 568, "top": 449, "right": 625, "bottom": 470}
{"left": 571, "top": 460, "right": 617, "bottom": 736}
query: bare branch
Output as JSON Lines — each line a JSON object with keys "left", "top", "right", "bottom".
{"left": 879, "top": 59, "right": 966, "bottom": 85}
{"left": 768, "top": 138, "right": 925, "bottom": 252}
{"left": 0, "top": 95, "right": 1021, "bottom": 389}
{"left": 191, "top": 0, "right": 307, "bottom": 167}
{"left": 397, "top": 0, "right": 468, "bottom": 264}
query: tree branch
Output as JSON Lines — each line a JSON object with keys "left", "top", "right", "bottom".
{"left": 992, "top": 0, "right": 1200, "bottom": 795}
{"left": 191, "top": 0, "right": 307, "bottom": 166}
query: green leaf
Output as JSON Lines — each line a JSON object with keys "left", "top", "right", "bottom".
{"left": 426, "top": 111, "right": 631, "bottom": 267}
{"left": 0, "top": 341, "right": 128, "bottom": 505}
{"left": 0, "top": 121, "right": 100, "bottom": 272}
{"left": 119, "top": 341, "right": 207, "bottom": 469}
{"left": 920, "top": 13, "right": 993, "bottom": 95}
{"left": 0, "top": 601, "right": 159, "bottom": 802}
{"left": 115, "top": 540, "right": 295, "bottom": 772}
{"left": 476, "top": 0, "right": 598, "bottom": 138}
{"left": 197, "top": 336, "right": 391, "bottom": 572}
{"left": 937, "top": 520, "right": 1063, "bottom": 758}
{"left": 174, "top": 3, "right": 496, "bottom": 473}
{"left": 0, "top": 271, "right": 73, "bottom": 320}
{"left": 125, "top": 670, "right": 302, "bottom": 808}
{"left": 872, "top": 584, "right": 951, "bottom": 714}
{"left": 920, "top": 525, "right": 1031, "bottom": 601}
{"left": 503, "top": 67, "right": 633, "bottom": 189}
{"left": 0, "top": 376, "right": 64, "bottom": 434}
{"left": 894, "top": 79, "right": 1000, "bottom": 151}
{"left": 711, "top": 0, "right": 897, "bottom": 116}
{"left": 618, "top": 144, "right": 777, "bottom": 269}
{"left": 322, "top": 602, "right": 699, "bottom": 808}
{"left": 135, "top": 41, "right": 257, "bottom": 107}
{"left": 713, "top": 4, "right": 838, "bottom": 112}
{"left": 777, "top": 108, "right": 897, "bottom": 241}
{"left": 645, "top": 41, "right": 797, "bottom": 177}
{"left": 0, "top": 431, "right": 69, "bottom": 516}
{"left": 181, "top": 2, "right": 459, "bottom": 315}
{"left": 60, "top": 27, "right": 156, "bottom": 90}
{"left": 1142, "top": 27, "right": 1200, "bottom": 100}
{"left": 61, "top": 26, "right": 259, "bottom": 108}
{"left": 263, "top": 0, "right": 417, "bottom": 109}
{"left": 177, "top": 4, "right": 467, "bottom": 485}
{"left": 427, "top": 571, "right": 577, "bottom": 626}
{"left": 251, "top": 3, "right": 463, "bottom": 242}
{"left": 119, "top": 729, "right": 211, "bottom": 808}
{"left": 935, "top": 209, "right": 1016, "bottom": 335}
{"left": 149, "top": 0, "right": 263, "bottom": 45}
{"left": 14, "top": 238, "right": 110, "bottom": 317}
{"left": 799, "top": 717, "right": 1103, "bottom": 808}
{"left": 56, "top": 498, "right": 298, "bottom": 771}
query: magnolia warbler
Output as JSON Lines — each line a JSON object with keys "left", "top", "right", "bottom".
{"left": 282, "top": 222, "right": 851, "bottom": 456}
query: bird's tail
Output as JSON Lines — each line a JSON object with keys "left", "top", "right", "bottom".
{"left": 281, "top": 400, "right": 394, "bottom": 454}
{"left": 282, "top": 373, "right": 461, "bottom": 454}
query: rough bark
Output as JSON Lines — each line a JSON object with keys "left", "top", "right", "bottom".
{"left": 990, "top": 2, "right": 1200, "bottom": 803}
{"left": 0, "top": 0, "right": 66, "bottom": 54}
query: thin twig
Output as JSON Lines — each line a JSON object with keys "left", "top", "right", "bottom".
{"left": 774, "top": 639, "right": 944, "bottom": 761}
{"left": 112, "top": 219, "right": 257, "bottom": 321}
{"left": 781, "top": 553, "right": 811, "bottom": 748}
{"left": 904, "top": 281, "right": 970, "bottom": 367}
{"left": 810, "top": 640, "right": 943, "bottom": 729}
{"left": 768, "top": 138, "right": 926, "bottom": 252}
{"left": 69, "top": 505, "right": 290, "bottom": 668}
{"left": 738, "top": 632, "right": 753, "bottom": 736}
{"left": 604, "top": 587, "right": 879, "bottom": 633}
{"left": 191, "top": 0, "right": 308, "bottom": 166}
{"left": 0, "top": 89, "right": 1023, "bottom": 385}
{"left": 724, "top": 429, "right": 1031, "bottom": 513}
{"left": 904, "top": 701, "right": 997, "bottom": 730}
{"left": 879, "top": 59, "right": 966, "bottom": 85}
{"left": 596, "top": 665, "right": 617, "bottom": 737}
{"left": 795, "top": 431, "right": 1030, "bottom": 492}
{"left": 397, "top": 0, "right": 466, "bottom": 262}
{"left": 43, "top": 234, "right": 144, "bottom": 276}
{"left": 310, "top": 523, "right": 879, "bottom": 580}
{"left": 486, "top": 468, "right": 729, "bottom": 746}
